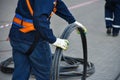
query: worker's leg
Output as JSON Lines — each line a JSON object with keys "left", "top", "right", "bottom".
{"left": 105, "top": 2, "right": 114, "bottom": 35}
{"left": 112, "top": 3, "right": 120, "bottom": 36}
{"left": 10, "top": 41, "right": 31, "bottom": 80}
{"left": 29, "top": 41, "right": 52, "bottom": 80}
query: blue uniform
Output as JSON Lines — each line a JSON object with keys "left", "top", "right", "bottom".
{"left": 105, "top": 0, "right": 120, "bottom": 3}
{"left": 105, "top": 0, "right": 120, "bottom": 35}
{"left": 9, "top": 0, "right": 76, "bottom": 80}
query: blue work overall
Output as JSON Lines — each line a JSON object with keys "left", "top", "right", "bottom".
{"left": 9, "top": 0, "right": 76, "bottom": 80}
{"left": 105, "top": 0, "right": 120, "bottom": 34}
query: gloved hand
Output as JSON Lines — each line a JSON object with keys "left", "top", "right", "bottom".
{"left": 74, "top": 21, "right": 87, "bottom": 34}
{"left": 52, "top": 38, "right": 69, "bottom": 50}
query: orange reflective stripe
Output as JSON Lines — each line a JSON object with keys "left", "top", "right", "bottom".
{"left": 22, "top": 21, "right": 34, "bottom": 27}
{"left": 13, "top": 17, "right": 22, "bottom": 25}
{"left": 26, "top": 0, "right": 33, "bottom": 16}
{"left": 53, "top": 7, "right": 57, "bottom": 13}
{"left": 53, "top": 1, "right": 57, "bottom": 13}
{"left": 26, "top": 0, "right": 57, "bottom": 17}
{"left": 19, "top": 25, "right": 35, "bottom": 33}
{"left": 14, "top": 0, "right": 57, "bottom": 33}
{"left": 49, "top": 1, "right": 57, "bottom": 17}
{"left": 13, "top": 17, "right": 35, "bottom": 33}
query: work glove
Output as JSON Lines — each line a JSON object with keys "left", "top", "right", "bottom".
{"left": 74, "top": 21, "right": 87, "bottom": 34}
{"left": 52, "top": 38, "right": 69, "bottom": 50}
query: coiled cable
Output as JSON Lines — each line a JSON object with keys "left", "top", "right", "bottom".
{"left": 0, "top": 24, "right": 95, "bottom": 80}
{"left": 50, "top": 24, "right": 95, "bottom": 80}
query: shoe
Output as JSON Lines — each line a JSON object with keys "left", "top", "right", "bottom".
{"left": 112, "top": 33, "right": 119, "bottom": 37}
{"left": 106, "top": 28, "right": 111, "bottom": 35}
{"left": 112, "top": 28, "right": 119, "bottom": 37}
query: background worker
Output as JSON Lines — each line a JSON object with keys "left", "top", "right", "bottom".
{"left": 105, "top": 0, "right": 120, "bottom": 36}
{"left": 8, "top": 0, "right": 87, "bottom": 80}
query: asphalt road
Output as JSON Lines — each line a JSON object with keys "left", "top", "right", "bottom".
{"left": 0, "top": 0, "right": 120, "bottom": 80}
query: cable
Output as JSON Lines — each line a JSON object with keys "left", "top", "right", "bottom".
{"left": 50, "top": 24, "right": 95, "bottom": 80}
{"left": 0, "top": 24, "right": 95, "bottom": 80}
{"left": 114, "top": 72, "right": 120, "bottom": 80}
{"left": 0, "top": 57, "right": 13, "bottom": 74}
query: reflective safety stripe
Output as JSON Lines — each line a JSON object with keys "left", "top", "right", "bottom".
{"left": 105, "top": 17, "right": 113, "bottom": 21}
{"left": 26, "top": 0, "right": 57, "bottom": 17}
{"left": 49, "top": 1, "right": 57, "bottom": 17}
{"left": 26, "top": 0, "right": 33, "bottom": 16}
{"left": 113, "top": 25, "right": 120, "bottom": 28}
{"left": 15, "top": 14, "right": 33, "bottom": 23}
{"left": 13, "top": 0, "right": 57, "bottom": 33}
{"left": 13, "top": 14, "right": 35, "bottom": 33}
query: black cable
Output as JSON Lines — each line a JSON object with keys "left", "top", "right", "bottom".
{"left": 0, "top": 57, "right": 13, "bottom": 74}
{"left": 50, "top": 24, "right": 95, "bottom": 80}
{"left": 114, "top": 72, "right": 120, "bottom": 80}
{"left": 0, "top": 24, "right": 95, "bottom": 80}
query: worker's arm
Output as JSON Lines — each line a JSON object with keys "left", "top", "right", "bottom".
{"left": 33, "top": 0, "right": 56, "bottom": 43}
{"left": 55, "top": 0, "right": 87, "bottom": 33}
{"left": 55, "top": 0, "right": 76, "bottom": 24}
{"left": 33, "top": 0, "right": 69, "bottom": 50}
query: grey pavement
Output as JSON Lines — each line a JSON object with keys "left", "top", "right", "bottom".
{"left": 0, "top": 0, "right": 120, "bottom": 80}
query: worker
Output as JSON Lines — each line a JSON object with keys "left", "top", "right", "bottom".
{"left": 8, "top": 0, "right": 87, "bottom": 80}
{"left": 105, "top": 0, "right": 120, "bottom": 36}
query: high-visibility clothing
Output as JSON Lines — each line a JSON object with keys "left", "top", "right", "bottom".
{"left": 9, "top": 0, "right": 76, "bottom": 43}
{"left": 9, "top": 0, "right": 76, "bottom": 80}
{"left": 13, "top": 0, "right": 57, "bottom": 33}
{"left": 105, "top": 1, "right": 120, "bottom": 29}
{"left": 13, "top": 14, "right": 35, "bottom": 33}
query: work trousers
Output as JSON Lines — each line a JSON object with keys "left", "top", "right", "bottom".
{"left": 10, "top": 40, "right": 52, "bottom": 80}
{"left": 105, "top": 2, "right": 120, "bottom": 33}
